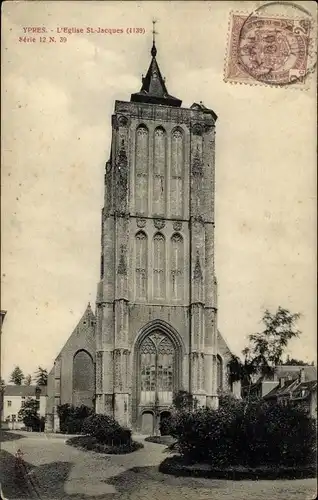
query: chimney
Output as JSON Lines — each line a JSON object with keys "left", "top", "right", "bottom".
{"left": 299, "top": 368, "right": 306, "bottom": 383}
{"left": 279, "top": 377, "right": 285, "bottom": 388}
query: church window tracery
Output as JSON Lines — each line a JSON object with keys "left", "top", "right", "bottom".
{"left": 135, "top": 231, "right": 148, "bottom": 299}
{"left": 153, "top": 233, "right": 165, "bottom": 299}
{"left": 171, "top": 233, "right": 184, "bottom": 300}
{"left": 140, "top": 332, "right": 174, "bottom": 405}
{"left": 153, "top": 127, "right": 166, "bottom": 215}
{"left": 135, "top": 125, "right": 149, "bottom": 214}
{"left": 171, "top": 128, "right": 184, "bottom": 217}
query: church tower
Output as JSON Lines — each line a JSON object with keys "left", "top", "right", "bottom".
{"left": 95, "top": 31, "right": 219, "bottom": 432}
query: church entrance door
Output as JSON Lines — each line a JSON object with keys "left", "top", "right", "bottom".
{"left": 141, "top": 411, "right": 154, "bottom": 435}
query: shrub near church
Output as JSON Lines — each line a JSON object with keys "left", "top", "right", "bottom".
{"left": 66, "top": 414, "right": 143, "bottom": 454}
{"left": 163, "top": 397, "right": 316, "bottom": 477}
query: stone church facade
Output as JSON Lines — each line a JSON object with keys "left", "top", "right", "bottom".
{"left": 46, "top": 39, "right": 240, "bottom": 434}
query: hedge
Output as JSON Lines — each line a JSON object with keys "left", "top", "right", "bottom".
{"left": 168, "top": 399, "right": 316, "bottom": 467}
{"left": 159, "top": 456, "right": 317, "bottom": 480}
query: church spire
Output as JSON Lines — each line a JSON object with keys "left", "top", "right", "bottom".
{"left": 151, "top": 19, "right": 157, "bottom": 57}
{"left": 130, "top": 21, "right": 182, "bottom": 107}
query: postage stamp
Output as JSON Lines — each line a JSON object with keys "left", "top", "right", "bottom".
{"left": 224, "top": 12, "right": 314, "bottom": 88}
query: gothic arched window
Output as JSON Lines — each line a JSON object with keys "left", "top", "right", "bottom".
{"left": 171, "top": 233, "right": 184, "bottom": 300}
{"left": 72, "top": 350, "right": 95, "bottom": 409}
{"left": 140, "top": 332, "right": 174, "bottom": 405}
{"left": 153, "top": 233, "right": 165, "bottom": 299}
{"left": 171, "top": 128, "right": 184, "bottom": 217}
{"left": 135, "top": 231, "right": 148, "bottom": 299}
{"left": 217, "top": 355, "right": 223, "bottom": 392}
{"left": 153, "top": 127, "right": 166, "bottom": 216}
{"left": 135, "top": 125, "right": 149, "bottom": 214}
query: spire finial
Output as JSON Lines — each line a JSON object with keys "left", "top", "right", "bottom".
{"left": 151, "top": 19, "right": 158, "bottom": 57}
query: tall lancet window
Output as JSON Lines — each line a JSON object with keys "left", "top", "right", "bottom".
{"left": 217, "top": 355, "right": 223, "bottom": 392}
{"left": 171, "top": 233, "right": 184, "bottom": 300}
{"left": 135, "top": 125, "right": 149, "bottom": 214}
{"left": 153, "top": 127, "right": 166, "bottom": 216}
{"left": 135, "top": 231, "right": 148, "bottom": 300}
{"left": 171, "top": 128, "right": 184, "bottom": 218}
{"left": 153, "top": 233, "right": 165, "bottom": 299}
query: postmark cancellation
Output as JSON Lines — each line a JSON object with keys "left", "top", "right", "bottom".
{"left": 224, "top": 12, "right": 315, "bottom": 88}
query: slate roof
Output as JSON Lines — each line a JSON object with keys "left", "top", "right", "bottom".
{"left": 264, "top": 378, "right": 317, "bottom": 401}
{"left": 131, "top": 42, "right": 182, "bottom": 107}
{"left": 292, "top": 380, "right": 317, "bottom": 400}
{"left": 248, "top": 365, "right": 317, "bottom": 388}
{"left": 264, "top": 379, "right": 299, "bottom": 399}
{"left": 4, "top": 385, "right": 47, "bottom": 397}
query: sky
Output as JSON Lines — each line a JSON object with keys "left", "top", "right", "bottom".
{"left": 1, "top": 1, "right": 317, "bottom": 382}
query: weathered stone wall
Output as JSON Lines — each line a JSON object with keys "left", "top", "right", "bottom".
{"left": 46, "top": 304, "right": 96, "bottom": 431}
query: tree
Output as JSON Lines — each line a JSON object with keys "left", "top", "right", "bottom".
{"left": 228, "top": 307, "right": 301, "bottom": 392}
{"left": 9, "top": 366, "right": 24, "bottom": 385}
{"left": 249, "top": 307, "right": 301, "bottom": 375}
{"left": 228, "top": 352, "right": 258, "bottom": 387}
{"left": 34, "top": 367, "right": 48, "bottom": 386}
{"left": 18, "top": 397, "right": 40, "bottom": 431}
{"left": 283, "top": 355, "right": 307, "bottom": 366}
{"left": 24, "top": 374, "right": 32, "bottom": 385}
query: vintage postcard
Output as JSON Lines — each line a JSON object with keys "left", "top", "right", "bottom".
{"left": 1, "top": 1, "right": 317, "bottom": 499}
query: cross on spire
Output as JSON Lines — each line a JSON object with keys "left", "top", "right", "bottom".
{"left": 130, "top": 20, "right": 182, "bottom": 107}
{"left": 151, "top": 19, "right": 158, "bottom": 57}
{"left": 152, "top": 19, "right": 158, "bottom": 44}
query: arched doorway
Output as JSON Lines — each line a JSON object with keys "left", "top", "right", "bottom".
{"left": 134, "top": 322, "right": 184, "bottom": 431}
{"left": 141, "top": 411, "right": 154, "bottom": 435}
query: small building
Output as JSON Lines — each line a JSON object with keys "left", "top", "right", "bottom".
{"left": 289, "top": 380, "right": 317, "bottom": 419}
{"left": 2, "top": 385, "right": 47, "bottom": 430}
{"left": 243, "top": 364, "right": 317, "bottom": 399}
{"left": 264, "top": 369, "right": 317, "bottom": 419}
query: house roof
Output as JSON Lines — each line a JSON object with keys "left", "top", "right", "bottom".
{"left": 264, "top": 378, "right": 317, "bottom": 401}
{"left": 274, "top": 365, "right": 317, "bottom": 382}
{"left": 131, "top": 41, "right": 182, "bottom": 107}
{"left": 247, "top": 365, "right": 317, "bottom": 389}
{"left": 4, "top": 385, "right": 47, "bottom": 397}
{"left": 264, "top": 379, "right": 299, "bottom": 399}
{"left": 291, "top": 381, "right": 317, "bottom": 400}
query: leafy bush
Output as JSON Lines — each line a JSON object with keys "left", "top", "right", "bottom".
{"left": 169, "top": 400, "right": 316, "bottom": 467}
{"left": 82, "top": 414, "right": 132, "bottom": 446}
{"left": 172, "top": 390, "right": 197, "bottom": 411}
{"left": 57, "top": 404, "right": 94, "bottom": 434}
{"left": 159, "top": 417, "right": 172, "bottom": 436}
{"left": 66, "top": 435, "right": 143, "bottom": 454}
